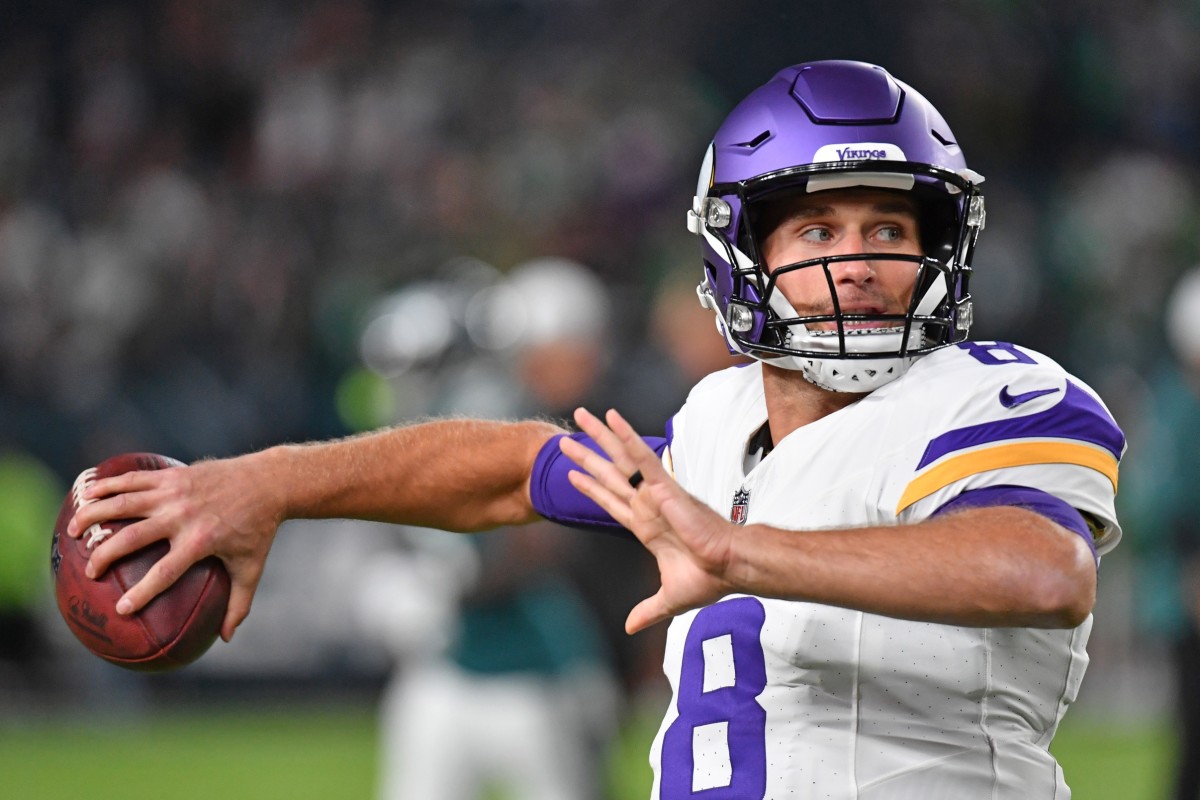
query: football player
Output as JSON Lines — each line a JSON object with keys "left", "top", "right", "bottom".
{"left": 69, "top": 60, "right": 1122, "bottom": 798}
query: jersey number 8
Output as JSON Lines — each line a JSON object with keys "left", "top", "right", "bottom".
{"left": 660, "top": 596, "right": 767, "bottom": 799}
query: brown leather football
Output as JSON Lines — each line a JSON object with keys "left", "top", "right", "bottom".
{"left": 50, "top": 453, "right": 230, "bottom": 672}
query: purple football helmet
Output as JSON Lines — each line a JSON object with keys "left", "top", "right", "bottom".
{"left": 690, "top": 60, "right": 986, "bottom": 392}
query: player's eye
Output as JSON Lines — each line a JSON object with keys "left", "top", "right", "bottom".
{"left": 873, "top": 224, "right": 913, "bottom": 245}
{"left": 799, "top": 226, "right": 834, "bottom": 243}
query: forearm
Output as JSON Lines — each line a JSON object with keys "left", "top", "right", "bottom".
{"left": 729, "top": 506, "right": 1097, "bottom": 628}
{"left": 249, "top": 418, "right": 566, "bottom": 532}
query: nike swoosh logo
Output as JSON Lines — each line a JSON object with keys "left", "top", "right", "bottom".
{"left": 999, "top": 385, "right": 1061, "bottom": 408}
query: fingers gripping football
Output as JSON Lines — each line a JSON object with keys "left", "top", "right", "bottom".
{"left": 67, "top": 457, "right": 278, "bottom": 641}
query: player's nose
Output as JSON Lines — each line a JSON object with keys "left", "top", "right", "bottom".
{"left": 828, "top": 232, "right": 874, "bottom": 284}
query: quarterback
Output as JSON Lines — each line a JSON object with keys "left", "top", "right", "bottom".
{"left": 68, "top": 61, "right": 1122, "bottom": 798}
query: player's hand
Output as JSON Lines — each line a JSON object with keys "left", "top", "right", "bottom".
{"left": 561, "top": 407, "right": 738, "bottom": 634}
{"left": 65, "top": 453, "right": 283, "bottom": 642}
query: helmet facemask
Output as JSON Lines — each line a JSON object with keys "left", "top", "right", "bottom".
{"left": 695, "top": 160, "right": 985, "bottom": 393}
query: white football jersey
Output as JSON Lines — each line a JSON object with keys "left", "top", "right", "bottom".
{"left": 650, "top": 341, "right": 1124, "bottom": 799}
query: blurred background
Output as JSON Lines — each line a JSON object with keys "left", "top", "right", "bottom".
{"left": 2, "top": 0, "right": 1199, "bottom": 797}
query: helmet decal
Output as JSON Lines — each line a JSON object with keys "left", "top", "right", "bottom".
{"left": 812, "top": 143, "right": 908, "bottom": 163}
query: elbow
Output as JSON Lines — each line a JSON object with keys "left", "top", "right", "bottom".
{"left": 1036, "top": 576, "right": 1094, "bottom": 629}
{"left": 1026, "top": 537, "right": 1097, "bottom": 628}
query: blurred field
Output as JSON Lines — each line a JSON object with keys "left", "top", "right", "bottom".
{"left": 0, "top": 704, "right": 1176, "bottom": 799}
{"left": 1052, "top": 716, "right": 1175, "bottom": 799}
{"left": 2, "top": 707, "right": 377, "bottom": 800}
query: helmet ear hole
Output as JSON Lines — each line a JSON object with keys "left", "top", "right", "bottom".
{"left": 746, "top": 186, "right": 805, "bottom": 248}
{"left": 912, "top": 186, "right": 958, "bottom": 260}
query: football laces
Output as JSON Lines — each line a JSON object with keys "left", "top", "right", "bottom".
{"left": 71, "top": 466, "right": 114, "bottom": 551}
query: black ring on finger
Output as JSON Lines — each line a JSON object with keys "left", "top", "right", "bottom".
{"left": 628, "top": 470, "right": 644, "bottom": 489}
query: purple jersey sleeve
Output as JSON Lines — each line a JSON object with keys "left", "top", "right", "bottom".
{"left": 530, "top": 432, "right": 669, "bottom": 533}
{"left": 931, "top": 484, "right": 1097, "bottom": 562}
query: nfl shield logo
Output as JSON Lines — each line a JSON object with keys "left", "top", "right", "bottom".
{"left": 730, "top": 488, "right": 750, "bottom": 525}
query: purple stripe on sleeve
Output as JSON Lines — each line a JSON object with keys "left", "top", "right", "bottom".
{"left": 530, "top": 432, "right": 669, "bottom": 534}
{"left": 917, "top": 381, "right": 1125, "bottom": 470}
{"left": 931, "top": 484, "right": 1097, "bottom": 562}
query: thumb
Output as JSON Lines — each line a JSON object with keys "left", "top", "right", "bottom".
{"left": 220, "top": 586, "right": 253, "bottom": 642}
{"left": 625, "top": 590, "right": 671, "bottom": 635}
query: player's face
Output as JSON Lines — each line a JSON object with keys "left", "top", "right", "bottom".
{"left": 759, "top": 188, "right": 923, "bottom": 330}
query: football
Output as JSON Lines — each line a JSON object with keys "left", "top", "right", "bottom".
{"left": 50, "top": 452, "right": 230, "bottom": 672}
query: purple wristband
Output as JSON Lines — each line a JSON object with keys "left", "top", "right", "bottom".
{"left": 530, "top": 432, "right": 668, "bottom": 533}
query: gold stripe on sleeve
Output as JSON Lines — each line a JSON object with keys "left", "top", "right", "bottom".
{"left": 895, "top": 441, "right": 1119, "bottom": 514}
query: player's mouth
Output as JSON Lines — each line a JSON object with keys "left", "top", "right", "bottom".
{"left": 842, "top": 320, "right": 899, "bottom": 331}
{"left": 808, "top": 304, "right": 900, "bottom": 331}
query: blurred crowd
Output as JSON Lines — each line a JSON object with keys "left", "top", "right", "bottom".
{"left": 0, "top": 0, "right": 722, "bottom": 480}
{"left": 0, "top": 0, "right": 1195, "bottom": 469}
{"left": 5, "top": 0, "right": 1200, "bottom": 796}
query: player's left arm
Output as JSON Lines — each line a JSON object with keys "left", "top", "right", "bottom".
{"left": 564, "top": 407, "right": 1097, "bottom": 634}
{"left": 724, "top": 503, "right": 1097, "bottom": 630}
